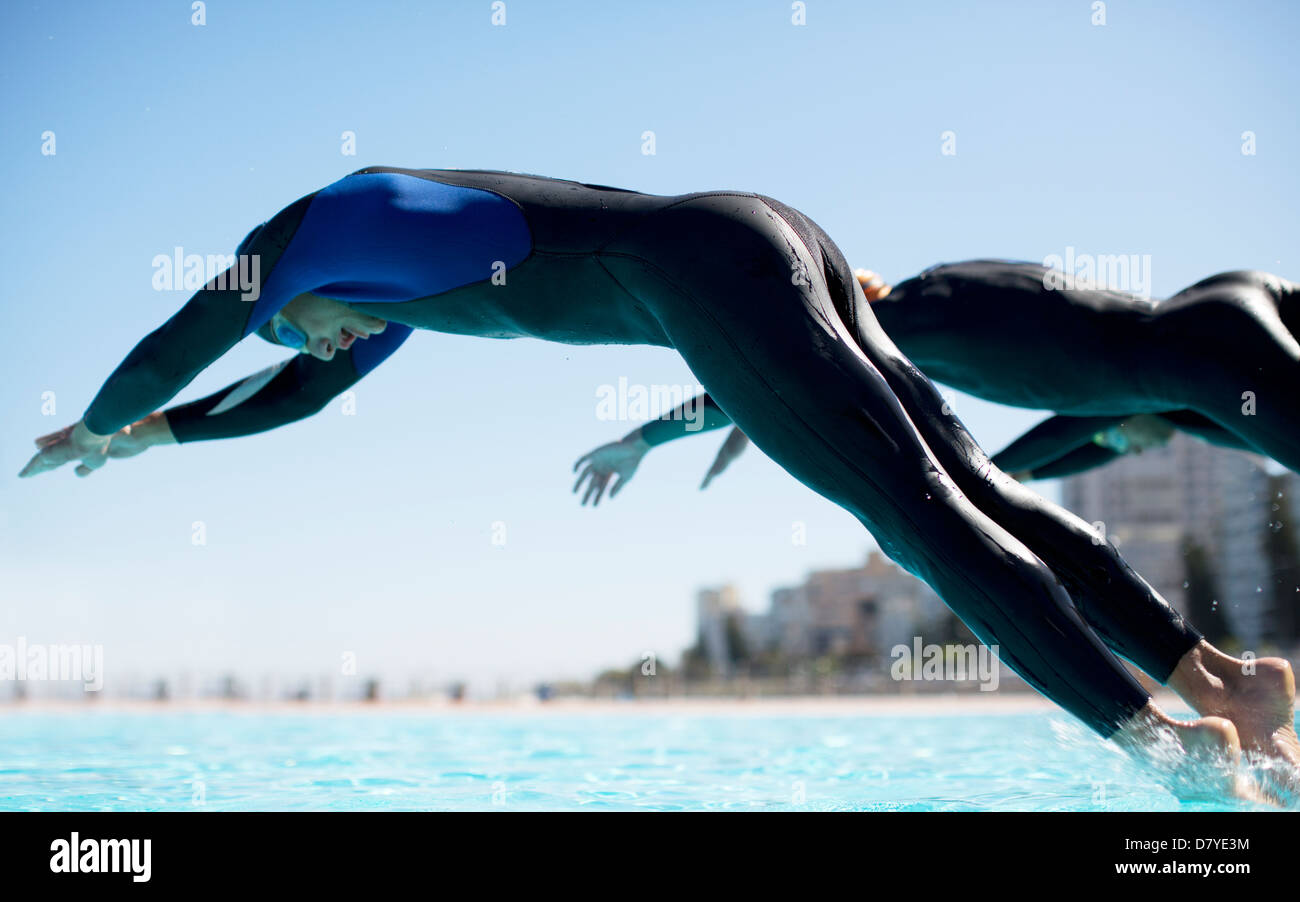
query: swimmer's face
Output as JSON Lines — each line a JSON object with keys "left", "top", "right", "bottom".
{"left": 280, "top": 293, "right": 388, "bottom": 361}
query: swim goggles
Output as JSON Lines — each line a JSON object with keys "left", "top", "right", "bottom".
{"left": 269, "top": 311, "right": 308, "bottom": 350}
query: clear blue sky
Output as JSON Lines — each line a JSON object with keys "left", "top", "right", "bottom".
{"left": 2, "top": 0, "right": 1297, "bottom": 694}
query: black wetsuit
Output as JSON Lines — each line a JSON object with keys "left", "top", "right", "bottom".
{"left": 82, "top": 168, "right": 1197, "bottom": 736}
{"left": 873, "top": 261, "right": 1300, "bottom": 475}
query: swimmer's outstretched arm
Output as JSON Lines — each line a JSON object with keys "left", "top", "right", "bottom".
{"left": 17, "top": 282, "right": 260, "bottom": 479}
{"left": 1010, "top": 441, "right": 1123, "bottom": 481}
{"left": 990, "top": 413, "right": 1128, "bottom": 477}
{"left": 19, "top": 194, "right": 410, "bottom": 479}
{"left": 18, "top": 197, "right": 324, "bottom": 480}
{"left": 158, "top": 349, "right": 382, "bottom": 442}
{"left": 700, "top": 425, "right": 750, "bottom": 490}
{"left": 992, "top": 409, "right": 1259, "bottom": 482}
{"left": 19, "top": 338, "right": 410, "bottom": 478}
{"left": 571, "top": 393, "right": 738, "bottom": 505}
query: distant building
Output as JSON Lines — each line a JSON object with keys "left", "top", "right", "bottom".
{"left": 695, "top": 551, "right": 945, "bottom": 676}
{"left": 768, "top": 552, "right": 945, "bottom": 659}
{"left": 1062, "top": 432, "right": 1296, "bottom": 646}
{"left": 1216, "top": 458, "right": 1297, "bottom": 645}
{"left": 696, "top": 585, "right": 745, "bottom": 677}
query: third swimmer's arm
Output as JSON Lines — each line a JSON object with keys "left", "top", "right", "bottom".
{"left": 572, "top": 393, "right": 739, "bottom": 506}
{"left": 1013, "top": 442, "right": 1124, "bottom": 481}
{"left": 990, "top": 413, "right": 1129, "bottom": 477}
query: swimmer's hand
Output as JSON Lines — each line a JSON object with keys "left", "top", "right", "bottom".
{"left": 700, "top": 426, "right": 750, "bottom": 490}
{"left": 572, "top": 435, "right": 651, "bottom": 506}
{"left": 18, "top": 413, "right": 174, "bottom": 479}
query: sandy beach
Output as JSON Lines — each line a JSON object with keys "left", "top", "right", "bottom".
{"left": 0, "top": 690, "right": 1195, "bottom": 718}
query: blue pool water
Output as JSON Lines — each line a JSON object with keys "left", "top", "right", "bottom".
{"left": 0, "top": 708, "right": 1286, "bottom": 811}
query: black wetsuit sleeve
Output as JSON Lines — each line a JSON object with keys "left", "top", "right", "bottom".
{"left": 990, "top": 413, "right": 1127, "bottom": 474}
{"left": 638, "top": 392, "right": 732, "bottom": 446}
{"left": 81, "top": 194, "right": 316, "bottom": 436}
{"left": 163, "top": 349, "right": 369, "bottom": 443}
{"left": 82, "top": 286, "right": 253, "bottom": 436}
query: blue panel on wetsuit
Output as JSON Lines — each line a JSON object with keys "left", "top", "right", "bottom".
{"left": 244, "top": 172, "right": 532, "bottom": 337}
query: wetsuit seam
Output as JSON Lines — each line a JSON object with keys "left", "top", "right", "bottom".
{"left": 758, "top": 199, "right": 863, "bottom": 335}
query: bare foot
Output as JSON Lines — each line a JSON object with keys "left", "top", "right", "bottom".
{"left": 1168, "top": 643, "right": 1300, "bottom": 778}
{"left": 1113, "top": 703, "right": 1272, "bottom": 805}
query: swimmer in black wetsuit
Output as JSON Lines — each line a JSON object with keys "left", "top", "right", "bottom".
{"left": 17, "top": 168, "right": 1287, "bottom": 798}
{"left": 891, "top": 262, "right": 1300, "bottom": 480}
